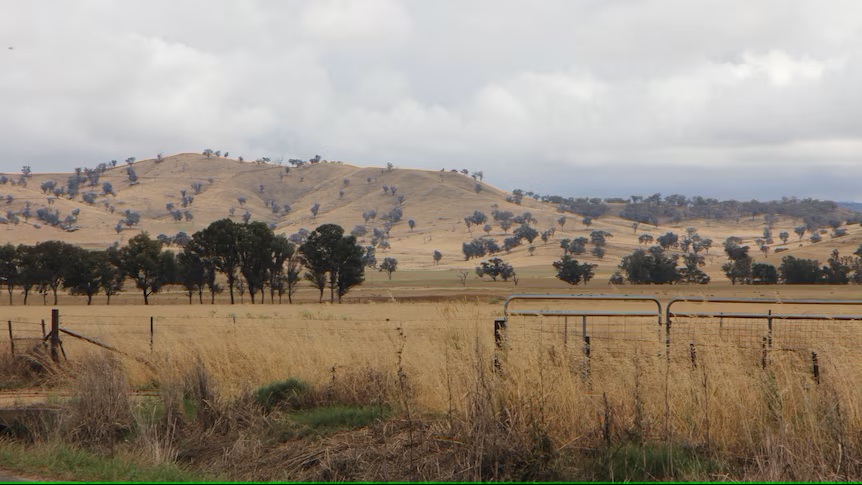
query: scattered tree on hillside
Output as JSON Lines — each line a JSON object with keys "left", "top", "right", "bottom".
{"left": 722, "top": 241, "right": 753, "bottom": 285}
{"left": 122, "top": 209, "right": 141, "bottom": 228}
{"left": 619, "top": 247, "right": 679, "bottom": 285}
{"left": 678, "top": 253, "right": 710, "bottom": 284}
{"left": 476, "top": 258, "right": 516, "bottom": 282}
{"left": 656, "top": 232, "right": 679, "bottom": 250}
{"left": 553, "top": 255, "right": 597, "bottom": 286}
{"left": 379, "top": 257, "right": 398, "bottom": 280}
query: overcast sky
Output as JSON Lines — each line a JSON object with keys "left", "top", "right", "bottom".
{"left": 2, "top": 1, "right": 862, "bottom": 201}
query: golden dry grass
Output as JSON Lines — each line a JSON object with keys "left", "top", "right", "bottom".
{"left": 5, "top": 286, "right": 862, "bottom": 480}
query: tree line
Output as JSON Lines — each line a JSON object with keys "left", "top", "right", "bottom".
{"left": 552, "top": 238, "right": 862, "bottom": 286}
{"left": 0, "top": 220, "right": 368, "bottom": 306}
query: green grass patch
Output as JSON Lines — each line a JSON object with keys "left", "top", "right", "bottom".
{"left": 270, "top": 405, "right": 390, "bottom": 441}
{"left": 586, "top": 443, "right": 723, "bottom": 482}
{"left": 254, "top": 378, "right": 311, "bottom": 413}
{"left": 0, "top": 439, "right": 218, "bottom": 482}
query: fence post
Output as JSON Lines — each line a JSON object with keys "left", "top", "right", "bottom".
{"left": 50, "top": 309, "right": 60, "bottom": 364}
{"left": 563, "top": 316, "right": 568, "bottom": 349}
{"left": 665, "top": 317, "right": 671, "bottom": 361}
{"left": 761, "top": 337, "right": 768, "bottom": 369}
{"left": 767, "top": 310, "right": 773, "bottom": 348}
{"left": 150, "top": 317, "right": 154, "bottom": 353}
{"left": 812, "top": 351, "right": 820, "bottom": 384}
{"left": 7, "top": 320, "right": 13, "bottom": 355}
{"left": 690, "top": 342, "right": 697, "bottom": 369}
{"left": 582, "top": 335, "right": 591, "bottom": 382}
{"left": 493, "top": 318, "right": 507, "bottom": 373}
{"left": 41, "top": 319, "right": 46, "bottom": 340}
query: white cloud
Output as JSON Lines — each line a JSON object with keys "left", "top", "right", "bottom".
{"left": 300, "top": 0, "right": 411, "bottom": 44}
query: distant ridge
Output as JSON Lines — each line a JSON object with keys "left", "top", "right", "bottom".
{"left": 838, "top": 202, "right": 862, "bottom": 213}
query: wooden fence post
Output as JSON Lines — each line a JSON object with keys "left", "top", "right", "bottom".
{"left": 767, "top": 310, "right": 773, "bottom": 348}
{"left": 50, "top": 309, "right": 60, "bottom": 364}
{"left": 494, "top": 318, "right": 507, "bottom": 373}
{"left": 7, "top": 320, "right": 13, "bottom": 355}
{"left": 150, "top": 317, "right": 154, "bottom": 353}
{"left": 812, "top": 351, "right": 820, "bottom": 384}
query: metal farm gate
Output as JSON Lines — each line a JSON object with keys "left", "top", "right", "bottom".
{"left": 495, "top": 294, "right": 862, "bottom": 382}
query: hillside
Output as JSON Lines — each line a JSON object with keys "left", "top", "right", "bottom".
{"left": 1, "top": 153, "right": 861, "bottom": 280}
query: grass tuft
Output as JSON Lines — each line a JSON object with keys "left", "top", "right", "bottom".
{"left": 254, "top": 378, "right": 311, "bottom": 413}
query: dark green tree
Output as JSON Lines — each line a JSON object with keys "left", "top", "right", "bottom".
{"left": 62, "top": 247, "right": 104, "bottom": 304}
{"left": 191, "top": 219, "right": 241, "bottom": 304}
{"left": 823, "top": 249, "right": 852, "bottom": 284}
{"left": 177, "top": 248, "right": 207, "bottom": 304}
{"left": 779, "top": 256, "right": 823, "bottom": 284}
{"left": 267, "top": 234, "right": 296, "bottom": 304}
{"left": 119, "top": 233, "right": 176, "bottom": 305}
{"left": 678, "top": 253, "right": 710, "bottom": 284}
{"left": 619, "top": 247, "right": 679, "bottom": 284}
{"left": 476, "top": 258, "right": 515, "bottom": 282}
{"left": 16, "top": 244, "right": 44, "bottom": 305}
{"left": 722, "top": 242, "right": 753, "bottom": 285}
{"left": 552, "top": 255, "right": 596, "bottom": 286}
{"left": 99, "top": 247, "right": 125, "bottom": 305}
{"left": 300, "top": 224, "right": 365, "bottom": 303}
{"left": 237, "top": 221, "right": 275, "bottom": 304}
{"left": 379, "top": 257, "right": 398, "bottom": 280}
{"left": 31, "top": 241, "right": 76, "bottom": 305}
{"left": 0, "top": 243, "right": 18, "bottom": 305}
{"left": 751, "top": 262, "right": 778, "bottom": 284}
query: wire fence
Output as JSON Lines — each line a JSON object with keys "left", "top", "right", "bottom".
{"left": 5, "top": 296, "right": 862, "bottom": 385}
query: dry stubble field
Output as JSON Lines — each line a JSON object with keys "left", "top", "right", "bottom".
{"left": 4, "top": 281, "right": 862, "bottom": 481}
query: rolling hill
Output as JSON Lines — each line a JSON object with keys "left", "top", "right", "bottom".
{"left": 1, "top": 153, "right": 860, "bottom": 281}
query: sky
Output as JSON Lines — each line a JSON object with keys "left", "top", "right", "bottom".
{"left": 2, "top": 0, "right": 862, "bottom": 201}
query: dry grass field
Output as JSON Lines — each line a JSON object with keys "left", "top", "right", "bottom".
{"left": 3, "top": 283, "right": 862, "bottom": 481}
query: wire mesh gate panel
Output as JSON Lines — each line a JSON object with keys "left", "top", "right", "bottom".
{"left": 665, "top": 297, "right": 862, "bottom": 367}
{"left": 666, "top": 297, "right": 862, "bottom": 350}
{"left": 495, "top": 295, "right": 862, "bottom": 377}
{"left": 497, "top": 295, "right": 665, "bottom": 373}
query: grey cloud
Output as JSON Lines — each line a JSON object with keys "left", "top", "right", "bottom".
{"left": 2, "top": 1, "right": 862, "bottom": 201}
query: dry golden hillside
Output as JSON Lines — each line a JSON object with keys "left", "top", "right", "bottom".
{"left": 1, "top": 153, "right": 860, "bottom": 280}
